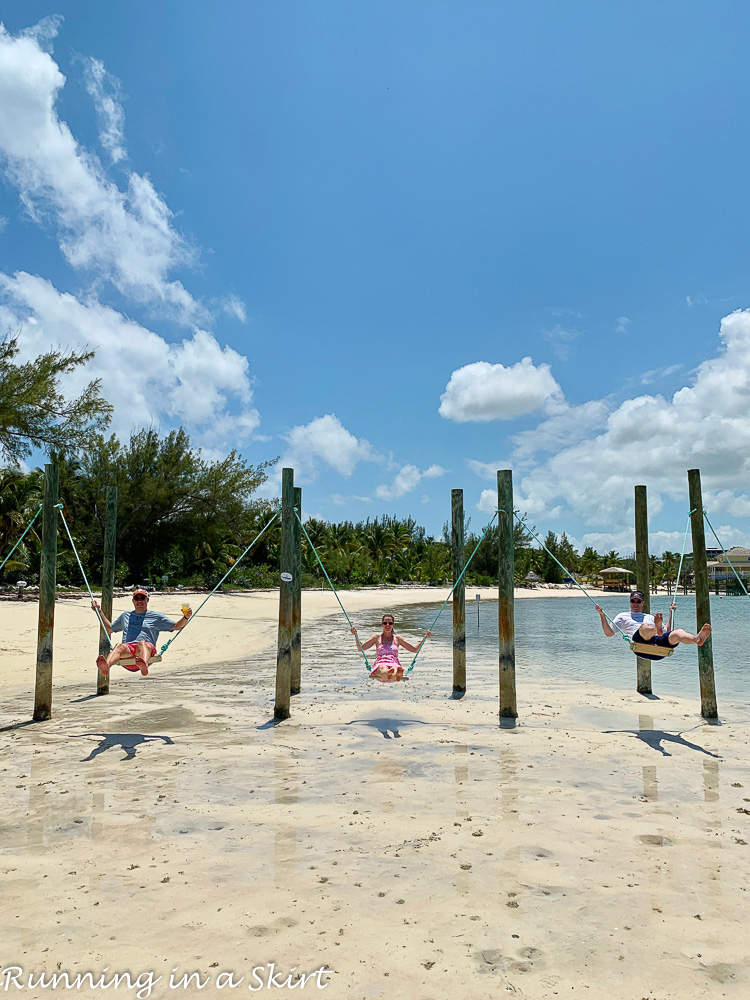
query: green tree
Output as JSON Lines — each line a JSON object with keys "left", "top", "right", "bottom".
{"left": 0, "top": 334, "right": 112, "bottom": 464}
{"left": 56, "top": 428, "right": 275, "bottom": 583}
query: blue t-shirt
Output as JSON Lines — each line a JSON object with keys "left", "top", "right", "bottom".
{"left": 111, "top": 610, "right": 176, "bottom": 645}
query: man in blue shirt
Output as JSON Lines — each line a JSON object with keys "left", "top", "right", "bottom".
{"left": 91, "top": 588, "right": 192, "bottom": 676}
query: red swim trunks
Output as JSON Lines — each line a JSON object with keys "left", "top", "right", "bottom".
{"left": 121, "top": 641, "right": 157, "bottom": 672}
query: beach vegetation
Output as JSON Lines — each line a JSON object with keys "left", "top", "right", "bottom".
{"left": 0, "top": 333, "right": 112, "bottom": 465}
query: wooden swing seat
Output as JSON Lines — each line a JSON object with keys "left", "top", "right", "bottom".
{"left": 119, "top": 654, "right": 162, "bottom": 668}
{"left": 630, "top": 641, "right": 674, "bottom": 659}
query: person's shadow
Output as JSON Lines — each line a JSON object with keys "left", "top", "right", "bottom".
{"left": 71, "top": 733, "right": 174, "bottom": 761}
{"left": 605, "top": 729, "right": 721, "bottom": 758}
{"left": 346, "top": 716, "right": 429, "bottom": 740}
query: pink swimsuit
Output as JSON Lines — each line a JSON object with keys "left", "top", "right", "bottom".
{"left": 370, "top": 635, "right": 404, "bottom": 683}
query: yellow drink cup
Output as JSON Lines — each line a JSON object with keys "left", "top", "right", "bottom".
{"left": 181, "top": 604, "right": 190, "bottom": 616}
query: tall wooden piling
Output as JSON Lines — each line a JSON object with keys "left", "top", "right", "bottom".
{"left": 688, "top": 469, "right": 718, "bottom": 721}
{"left": 274, "top": 467, "right": 294, "bottom": 720}
{"left": 291, "top": 486, "right": 302, "bottom": 696}
{"left": 33, "top": 462, "right": 59, "bottom": 721}
{"left": 634, "top": 485, "right": 653, "bottom": 695}
{"left": 97, "top": 485, "right": 117, "bottom": 695}
{"left": 451, "top": 489, "right": 466, "bottom": 694}
{"left": 497, "top": 470, "right": 517, "bottom": 720}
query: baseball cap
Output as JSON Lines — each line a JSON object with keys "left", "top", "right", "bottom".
{"left": 132, "top": 588, "right": 149, "bottom": 598}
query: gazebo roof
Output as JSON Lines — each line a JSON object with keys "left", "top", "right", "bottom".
{"left": 599, "top": 566, "right": 633, "bottom": 575}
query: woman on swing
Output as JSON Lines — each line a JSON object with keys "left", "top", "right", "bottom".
{"left": 351, "top": 615, "right": 431, "bottom": 683}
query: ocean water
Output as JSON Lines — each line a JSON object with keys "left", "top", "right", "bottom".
{"left": 309, "top": 593, "right": 750, "bottom": 712}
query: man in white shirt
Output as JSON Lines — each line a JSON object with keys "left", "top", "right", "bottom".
{"left": 595, "top": 591, "right": 711, "bottom": 660}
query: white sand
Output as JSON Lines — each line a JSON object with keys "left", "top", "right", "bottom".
{"left": 1, "top": 586, "right": 748, "bottom": 999}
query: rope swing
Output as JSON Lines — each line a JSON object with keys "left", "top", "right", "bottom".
{"left": 0, "top": 503, "right": 43, "bottom": 576}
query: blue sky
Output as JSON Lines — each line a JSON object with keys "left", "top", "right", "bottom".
{"left": 2, "top": 2, "right": 750, "bottom": 556}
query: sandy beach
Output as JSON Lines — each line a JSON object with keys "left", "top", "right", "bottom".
{"left": 1, "top": 586, "right": 749, "bottom": 999}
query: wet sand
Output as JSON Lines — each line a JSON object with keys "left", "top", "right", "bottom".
{"left": 1, "top": 588, "right": 749, "bottom": 999}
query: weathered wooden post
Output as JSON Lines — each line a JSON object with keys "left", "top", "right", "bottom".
{"left": 634, "top": 485, "right": 653, "bottom": 696}
{"left": 97, "top": 485, "right": 117, "bottom": 696}
{"left": 688, "top": 469, "right": 718, "bottom": 721}
{"left": 497, "top": 470, "right": 517, "bottom": 720}
{"left": 451, "top": 489, "right": 466, "bottom": 695}
{"left": 33, "top": 462, "right": 59, "bottom": 721}
{"left": 291, "top": 485, "right": 302, "bottom": 696}
{"left": 274, "top": 467, "right": 294, "bottom": 720}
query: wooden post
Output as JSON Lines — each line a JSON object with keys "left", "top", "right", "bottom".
{"left": 291, "top": 486, "right": 302, "bottom": 696}
{"left": 634, "top": 485, "right": 652, "bottom": 695}
{"left": 497, "top": 470, "right": 517, "bottom": 720}
{"left": 97, "top": 485, "right": 117, "bottom": 696}
{"left": 688, "top": 469, "right": 718, "bottom": 721}
{"left": 451, "top": 489, "right": 466, "bottom": 695}
{"left": 33, "top": 462, "right": 59, "bottom": 721}
{"left": 274, "top": 468, "right": 294, "bottom": 720}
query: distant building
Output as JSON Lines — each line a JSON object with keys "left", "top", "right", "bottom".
{"left": 598, "top": 566, "right": 634, "bottom": 592}
{"left": 706, "top": 546, "right": 750, "bottom": 584}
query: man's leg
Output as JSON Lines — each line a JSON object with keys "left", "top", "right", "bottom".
{"left": 134, "top": 641, "right": 153, "bottom": 676}
{"left": 667, "top": 624, "right": 712, "bottom": 647}
{"left": 96, "top": 643, "right": 128, "bottom": 676}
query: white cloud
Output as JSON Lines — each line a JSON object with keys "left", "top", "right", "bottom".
{"left": 543, "top": 324, "right": 582, "bottom": 361}
{"left": 330, "top": 494, "right": 371, "bottom": 506}
{"left": 497, "top": 309, "right": 750, "bottom": 527}
{"left": 616, "top": 316, "right": 630, "bottom": 333}
{"left": 0, "top": 22, "right": 205, "bottom": 325}
{"left": 221, "top": 295, "right": 247, "bottom": 322}
{"left": 511, "top": 400, "right": 609, "bottom": 462}
{"left": 703, "top": 490, "right": 750, "bottom": 518}
{"left": 0, "top": 270, "right": 260, "bottom": 451}
{"left": 80, "top": 56, "right": 126, "bottom": 164}
{"left": 640, "top": 362, "right": 682, "bottom": 386}
{"left": 376, "top": 463, "right": 446, "bottom": 501}
{"left": 439, "top": 357, "right": 563, "bottom": 423}
{"left": 282, "top": 414, "right": 377, "bottom": 480}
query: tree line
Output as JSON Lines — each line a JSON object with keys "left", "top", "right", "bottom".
{"left": 0, "top": 333, "right": 689, "bottom": 591}
{"left": 1, "top": 442, "right": 688, "bottom": 591}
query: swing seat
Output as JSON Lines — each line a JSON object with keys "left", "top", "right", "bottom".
{"left": 629, "top": 641, "right": 674, "bottom": 659}
{"left": 119, "top": 653, "right": 162, "bottom": 670}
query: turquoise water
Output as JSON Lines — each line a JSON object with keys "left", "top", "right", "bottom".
{"left": 321, "top": 594, "right": 750, "bottom": 710}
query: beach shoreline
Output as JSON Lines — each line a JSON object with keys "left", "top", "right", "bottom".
{"left": 2, "top": 586, "right": 748, "bottom": 999}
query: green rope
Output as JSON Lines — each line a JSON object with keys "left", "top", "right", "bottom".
{"left": 0, "top": 503, "right": 43, "bottom": 575}
{"left": 702, "top": 509, "right": 750, "bottom": 598}
{"left": 501, "top": 507, "right": 631, "bottom": 643}
{"left": 405, "top": 509, "right": 500, "bottom": 674}
{"left": 160, "top": 505, "right": 282, "bottom": 655}
{"left": 292, "top": 508, "right": 371, "bottom": 670}
{"left": 671, "top": 510, "right": 696, "bottom": 623}
{"left": 57, "top": 505, "right": 112, "bottom": 649}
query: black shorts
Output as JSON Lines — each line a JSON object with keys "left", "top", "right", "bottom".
{"left": 633, "top": 628, "right": 675, "bottom": 660}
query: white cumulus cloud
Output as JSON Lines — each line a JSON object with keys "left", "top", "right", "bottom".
{"left": 493, "top": 309, "right": 750, "bottom": 527}
{"left": 439, "top": 357, "right": 563, "bottom": 423}
{"left": 282, "top": 415, "right": 377, "bottom": 481}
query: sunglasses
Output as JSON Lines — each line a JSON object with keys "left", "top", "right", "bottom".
{"left": 133, "top": 596, "right": 148, "bottom": 601}
{"left": 382, "top": 620, "right": 394, "bottom": 625}
{"left": 630, "top": 598, "right": 643, "bottom": 604}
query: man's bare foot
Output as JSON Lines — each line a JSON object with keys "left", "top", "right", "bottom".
{"left": 696, "top": 624, "right": 712, "bottom": 646}
{"left": 96, "top": 655, "right": 110, "bottom": 677}
{"left": 134, "top": 656, "right": 149, "bottom": 676}
{"left": 654, "top": 612, "right": 664, "bottom": 636}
